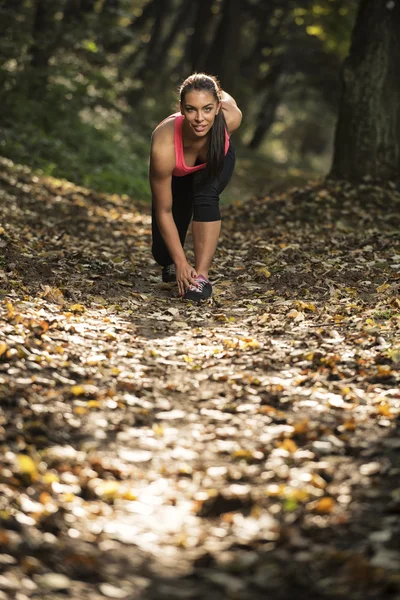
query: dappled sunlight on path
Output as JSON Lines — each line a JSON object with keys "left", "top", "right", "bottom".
{"left": 0, "top": 158, "right": 400, "bottom": 599}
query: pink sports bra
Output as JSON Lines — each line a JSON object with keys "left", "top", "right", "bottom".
{"left": 158, "top": 112, "right": 230, "bottom": 177}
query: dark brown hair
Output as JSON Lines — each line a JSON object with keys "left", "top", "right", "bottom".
{"left": 179, "top": 73, "right": 227, "bottom": 180}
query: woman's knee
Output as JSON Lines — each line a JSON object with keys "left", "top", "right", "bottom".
{"left": 151, "top": 243, "right": 171, "bottom": 267}
{"left": 192, "top": 194, "right": 221, "bottom": 221}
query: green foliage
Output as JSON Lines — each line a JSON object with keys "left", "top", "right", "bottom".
{"left": 0, "top": 86, "right": 150, "bottom": 200}
{"left": 373, "top": 309, "right": 392, "bottom": 321}
{"left": 0, "top": 0, "right": 359, "bottom": 198}
{"left": 294, "top": 0, "right": 356, "bottom": 59}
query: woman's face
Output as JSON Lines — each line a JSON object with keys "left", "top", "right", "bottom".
{"left": 180, "top": 90, "right": 221, "bottom": 137}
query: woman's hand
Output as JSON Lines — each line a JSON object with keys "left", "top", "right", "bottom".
{"left": 176, "top": 261, "right": 198, "bottom": 297}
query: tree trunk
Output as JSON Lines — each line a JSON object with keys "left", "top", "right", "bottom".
{"left": 126, "top": 0, "right": 174, "bottom": 105}
{"left": 146, "top": 0, "right": 191, "bottom": 77}
{"left": 28, "top": 0, "right": 65, "bottom": 94}
{"left": 119, "top": 0, "right": 157, "bottom": 72}
{"left": 204, "top": 0, "right": 242, "bottom": 92}
{"left": 135, "top": 0, "right": 172, "bottom": 80}
{"left": 329, "top": 0, "right": 400, "bottom": 183}
{"left": 248, "top": 62, "right": 282, "bottom": 150}
{"left": 30, "top": 0, "right": 59, "bottom": 70}
{"left": 189, "top": 0, "right": 215, "bottom": 72}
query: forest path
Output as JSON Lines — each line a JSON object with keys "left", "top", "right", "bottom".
{"left": 0, "top": 157, "right": 400, "bottom": 600}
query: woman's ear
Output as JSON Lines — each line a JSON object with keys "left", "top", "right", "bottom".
{"left": 216, "top": 100, "right": 222, "bottom": 115}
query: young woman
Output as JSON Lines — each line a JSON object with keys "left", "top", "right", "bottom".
{"left": 150, "top": 73, "right": 242, "bottom": 302}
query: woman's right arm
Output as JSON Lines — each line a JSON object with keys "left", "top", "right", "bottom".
{"left": 149, "top": 129, "right": 198, "bottom": 295}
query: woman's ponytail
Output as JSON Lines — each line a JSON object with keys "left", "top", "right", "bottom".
{"left": 206, "top": 109, "right": 227, "bottom": 180}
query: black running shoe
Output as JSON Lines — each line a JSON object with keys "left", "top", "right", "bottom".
{"left": 184, "top": 275, "right": 212, "bottom": 302}
{"left": 162, "top": 264, "right": 176, "bottom": 283}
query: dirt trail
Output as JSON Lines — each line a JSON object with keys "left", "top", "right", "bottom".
{"left": 0, "top": 157, "right": 400, "bottom": 600}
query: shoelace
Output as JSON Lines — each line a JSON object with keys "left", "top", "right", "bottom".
{"left": 189, "top": 278, "right": 207, "bottom": 292}
{"left": 165, "top": 264, "right": 176, "bottom": 275}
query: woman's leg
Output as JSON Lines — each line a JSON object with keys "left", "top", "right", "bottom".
{"left": 191, "top": 143, "right": 236, "bottom": 279}
{"left": 191, "top": 221, "right": 221, "bottom": 279}
{"left": 151, "top": 175, "right": 194, "bottom": 267}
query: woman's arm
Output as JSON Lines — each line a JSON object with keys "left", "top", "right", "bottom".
{"left": 220, "top": 90, "right": 242, "bottom": 134}
{"left": 150, "top": 131, "right": 186, "bottom": 266}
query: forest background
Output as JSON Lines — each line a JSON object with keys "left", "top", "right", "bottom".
{"left": 0, "top": 0, "right": 360, "bottom": 204}
{"left": 1, "top": 3, "right": 400, "bottom": 599}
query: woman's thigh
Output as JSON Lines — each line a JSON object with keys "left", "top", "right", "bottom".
{"left": 215, "top": 142, "right": 236, "bottom": 194}
{"left": 171, "top": 174, "right": 194, "bottom": 222}
{"left": 192, "top": 143, "right": 236, "bottom": 221}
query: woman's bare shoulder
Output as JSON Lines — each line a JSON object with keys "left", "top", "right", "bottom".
{"left": 150, "top": 117, "right": 176, "bottom": 176}
{"left": 152, "top": 116, "right": 176, "bottom": 146}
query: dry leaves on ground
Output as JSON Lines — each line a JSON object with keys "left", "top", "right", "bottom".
{"left": 0, "top": 157, "right": 399, "bottom": 600}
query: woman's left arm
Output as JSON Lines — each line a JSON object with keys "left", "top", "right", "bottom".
{"left": 220, "top": 91, "right": 242, "bottom": 134}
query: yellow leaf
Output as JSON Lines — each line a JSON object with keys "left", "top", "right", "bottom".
{"left": 256, "top": 267, "right": 271, "bottom": 278}
{"left": 295, "top": 301, "right": 317, "bottom": 312}
{"left": 334, "top": 314, "right": 345, "bottom": 323}
{"left": 377, "top": 402, "right": 393, "bottom": 418}
{"left": 0, "top": 342, "right": 8, "bottom": 357}
{"left": 70, "top": 304, "right": 85, "bottom": 313}
{"left": 5, "top": 301, "right": 15, "bottom": 318}
{"left": 342, "top": 419, "right": 356, "bottom": 431}
{"left": 239, "top": 337, "right": 260, "bottom": 348}
{"left": 222, "top": 338, "right": 237, "bottom": 348}
{"left": 74, "top": 406, "right": 88, "bottom": 415}
{"left": 279, "top": 439, "right": 298, "bottom": 453}
{"left": 259, "top": 313, "right": 270, "bottom": 325}
{"left": 258, "top": 404, "right": 277, "bottom": 415}
{"left": 39, "top": 492, "right": 52, "bottom": 505}
{"left": 71, "top": 385, "right": 86, "bottom": 396}
{"left": 61, "top": 493, "right": 75, "bottom": 503}
{"left": 41, "top": 285, "right": 64, "bottom": 304}
{"left": 341, "top": 386, "right": 352, "bottom": 397}
{"left": 293, "top": 419, "right": 309, "bottom": 435}
{"left": 87, "top": 400, "right": 101, "bottom": 408}
{"left": 387, "top": 348, "right": 400, "bottom": 363}
{"left": 42, "top": 472, "right": 59, "bottom": 485}
{"left": 286, "top": 488, "right": 310, "bottom": 502}
{"left": 121, "top": 489, "right": 138, "bottom": 501}
{"left": 306, "top": 24, "right": 324, "bottom": 37}
{"left": 313, "top": 497, "right": 335, "bottom": 514}
{"left": 377, "top": 365, "right": 392, "bottom": 377}
{"left": 95, "top": 481, "right": 120, "bottom": 499}
{"left": 311, "top": 473, "right": 327, "bottom": 489}
{"left": 104, "top": 329, "right": 117, "bottom": 340}
{"left": 17, "top": 455, "right": 38, "bottom": 477}
{"left": 376, "top": 283, "right": 390, "bottom": 293}
{"left": 232, "top": 449, "right": 254, "bottom": 461}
